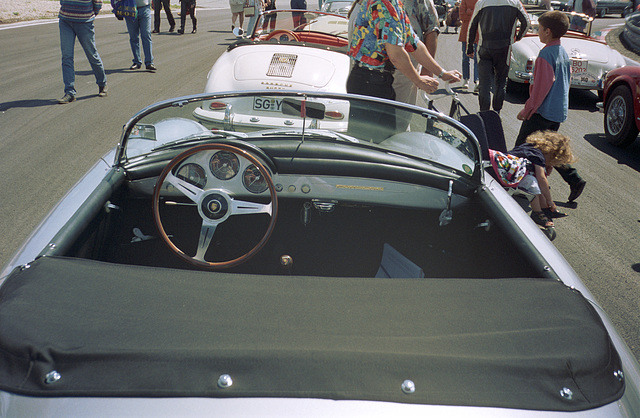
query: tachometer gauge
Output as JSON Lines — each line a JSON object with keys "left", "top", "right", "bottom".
{"left": 175, "top": 163, "right": 206, "bottom": 188}
{"left": 242, "top": 164, "right": 269, "bottom": 194}
{"left": 209, "top": 151, "right": 240, "bottom": 180}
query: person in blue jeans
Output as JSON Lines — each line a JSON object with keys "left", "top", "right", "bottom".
{"left": 459, "top": 0, "right": 478, "bottom": 91}
{"left": 125, "top": 0, "right": 156, "bottom": 71}
{"left": 57, "top": 0, "right": 107, "bottom": 104}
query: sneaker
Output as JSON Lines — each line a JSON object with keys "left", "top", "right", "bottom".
{"left": 462, "top": 79, "right": 469, "bottom": 89}
{"left": 98, "top": 84, "right": 108, "bottom": 97}
{"left": 152, "top": 29, "right": 159, "bottom": 33}
{"left": 146, "top": 63, "right": 157, "bottom": 72}
{"left": 57, "top": 93, "right": 75, "bottom": 104}
{"left": 129, "top": 63, "right": 142, "bottom": 70}
{"left": 192, "top": 28, "right": 197, "bottom": 33}
{"left": 473, "top": 83, "right": 480, "bottom": 94}
{"left": 177, "top": 28, "right": 184, "bottom": 34}
{"left": 169, "top": 25, "right": 175, "bottom": 32}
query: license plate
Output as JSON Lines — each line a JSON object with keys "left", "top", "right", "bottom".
{"left": 253, "top": 97, "right": 283, "bottom": 112}
{"left": 570, "top": 59, "right": 588, "bottom": 76}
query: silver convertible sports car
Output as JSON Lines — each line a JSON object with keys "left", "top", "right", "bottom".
{"left": 508, "top": 11, "right": 626, "bottom": 94}
{"left": 1, "top": 91, "right": 640, "bottom": 416}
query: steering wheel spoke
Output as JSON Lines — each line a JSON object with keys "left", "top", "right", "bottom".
{"left": 231, "top": 198, "right": 273, "bottom": 216}
{"left": 165, "top": 170, "right": 204, "bottom": 203}
{"left": 194, "top": 222, "right": 218, "bottom": 261}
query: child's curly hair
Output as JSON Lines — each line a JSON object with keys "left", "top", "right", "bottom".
{"left": 526, "top": 130, "right": 576, "bottom": 166}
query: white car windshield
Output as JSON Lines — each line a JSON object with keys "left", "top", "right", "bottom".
{"left": 252, "top": 10, "right": 349, "bottom": 39}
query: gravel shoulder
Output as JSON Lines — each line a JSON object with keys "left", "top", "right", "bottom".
{"left": 0, "top": 0, "right": 112, "bottom": 24}
{"left": 0, "top": 0, "right": 224, "bottom": 24}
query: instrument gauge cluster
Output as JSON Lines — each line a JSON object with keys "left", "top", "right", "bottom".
{"left": 175, "top": 163, "right": 207, "bottom": 189}
{"left": 209, "top": 151, "right": 240, "bottom": 180}
{"left": 172, "top": 151, "right": 274, "bottom": 196}
{"left": 242, "top": 164, "right": 269, "bottom": 194}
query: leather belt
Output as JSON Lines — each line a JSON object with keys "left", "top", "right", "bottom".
{"left": 355, "top": 61, "right": 395, "bottom": 74}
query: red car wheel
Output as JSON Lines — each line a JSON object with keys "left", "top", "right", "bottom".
{"left": 604, "top": 85, "right": 639, "bottom": 147}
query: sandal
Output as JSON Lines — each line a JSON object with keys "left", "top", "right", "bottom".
{"left": 543, "top": 208, "right": 568, "bottom": 218}
{"left": 531, "top": 211, "right": 554, "bottom": 228}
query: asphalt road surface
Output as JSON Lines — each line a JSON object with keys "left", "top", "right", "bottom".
{"left": 1, "top": 10, "right": 639, "bottom": 362}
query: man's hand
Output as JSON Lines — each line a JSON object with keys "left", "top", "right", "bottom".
{"left": 415, "top": 76, "right": 440, "bottom": 93}
{"left": 440, "top": 70, "right": 462, "bottom": 83}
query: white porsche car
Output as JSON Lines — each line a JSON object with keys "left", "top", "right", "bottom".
{"left": 194, "top": 10, "right": 351, "bottom": 132}
{"left": 508, "top": 11, "right": 626, "bottom": 94}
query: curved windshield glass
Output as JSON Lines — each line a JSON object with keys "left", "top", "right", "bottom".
{"left": 252, "top": 11, "right": 349, "bottom": 40}
{"left": 117, "top": 92, "right": 481, "bottom": 180}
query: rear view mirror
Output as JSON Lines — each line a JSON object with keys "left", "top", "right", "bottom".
{"left": 232, "top": 27, "right": 244, "bottom": 37}
{"left": 281, "top": 98, "right": 326, "bottom": 120}
{"left": 131, "top": 124, "right": 157, "bottom": 141}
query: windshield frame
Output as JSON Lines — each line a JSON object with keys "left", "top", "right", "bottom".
{"left": 251, "top": 9, "right": 349, "bottom": 40}
{"left": 114, "top": 91, "right": 484, "bottom": 183}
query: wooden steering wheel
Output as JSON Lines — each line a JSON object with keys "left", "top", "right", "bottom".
{"left": 265, "top": 29, "right": 300, "bottom": 42}
{"left": 152, "top": 143, "right": 278, "bottom": 269}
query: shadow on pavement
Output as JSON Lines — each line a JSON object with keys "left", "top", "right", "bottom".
{"left": 0, "top": 99, "right": 58, "bottom": 111}
{"left": 584, "top": 132, "right": 640, "bottom": 172}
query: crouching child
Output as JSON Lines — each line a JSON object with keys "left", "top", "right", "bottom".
{"left": 490, "top": 130, "right": 575, "bottom": 231}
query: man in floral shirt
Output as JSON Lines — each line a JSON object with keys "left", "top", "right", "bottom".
{"left": 346, "top": 0, "right": 459, "bottom": 140}
{"left": 348, "top": 0, "right": 458, "bottom": 99}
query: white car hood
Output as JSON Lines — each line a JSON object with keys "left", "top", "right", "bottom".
{"left": 564, "top": 39, "right": 616, "bottom": 63}
{"left": 521, "top": 36, "right": 619, "bottom": 64}
{"left": 205, "top": 44, "right": 350, "bottom": 93}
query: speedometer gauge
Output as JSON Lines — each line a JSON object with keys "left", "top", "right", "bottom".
{"left": 176, "top": 163, "right": 206, "bottom": 188}
{"left": 242, "top": 165, "right": 268, "bottom": 194}
{"left": 210, "top": 151, "right": 240, "bottom": 180}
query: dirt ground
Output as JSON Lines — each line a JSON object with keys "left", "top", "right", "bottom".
{"left": 0, "top": 0, "right": 112, "bottom": 24}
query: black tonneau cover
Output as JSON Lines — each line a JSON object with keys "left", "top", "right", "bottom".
{"left": 0, "top": 257, "right": 624, "bottom": 411}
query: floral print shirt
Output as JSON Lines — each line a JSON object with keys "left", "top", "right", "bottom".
{"left": 348, "top": 0, "right": 419, "bottom": 69}
{"left": 403, "top": 0, "right": 439, "bottom": 35}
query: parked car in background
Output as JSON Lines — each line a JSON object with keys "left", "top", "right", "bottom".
{"left": 595, "top": 0, "right": 633, "bottom": 17}
{"left": 1, "top": 90, "right": 640, "bottom": 416}
{"left": 601, "top": 65, "right": 640, "bottom": 147}
{"left": 508, "top": 11, "right": 626, "bottom": 94}
{"left": 320, "top": 0, "right": 352, "bottom": 15}
{"left": 549, "top": 0, "right": 570, "bottom": 10}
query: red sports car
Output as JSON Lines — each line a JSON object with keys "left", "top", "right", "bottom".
{"left": 602, "top": 65, "right": 640, "bottom": 147}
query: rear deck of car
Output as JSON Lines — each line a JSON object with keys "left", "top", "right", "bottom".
{"left": 0, "top": 254, "right": 625, "bottom": 411}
